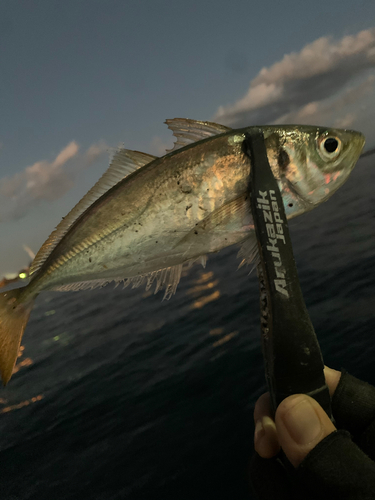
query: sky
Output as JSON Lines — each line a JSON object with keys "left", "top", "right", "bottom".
{"left": 1, "top": 0, "right": 374, "bottom": 277}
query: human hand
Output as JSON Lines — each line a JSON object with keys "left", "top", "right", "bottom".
{"left": 250, "top": 367, "right": 375, "bottom": 500}
{"left": 253, "top": 366, "right": 340, "bottom": 466}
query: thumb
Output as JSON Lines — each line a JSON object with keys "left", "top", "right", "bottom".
{"left": 275, "top": 394, "right": 336, "bottom": 468}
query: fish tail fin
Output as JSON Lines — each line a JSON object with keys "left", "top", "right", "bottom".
{"left": 0, "top": 288, "right": 34, "bottom": 385}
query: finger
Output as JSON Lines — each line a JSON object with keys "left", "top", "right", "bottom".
{"left": 275, "top": 394, "right": 336, "bottom": 467}
{"left": 254, "top": 392, "right": 280, "bottom": 459}
{"left": 254, "top": 392, "right": 272, "bottom": 422}
{"left": 324, "top": 366, "right": 341, "bottom": 397}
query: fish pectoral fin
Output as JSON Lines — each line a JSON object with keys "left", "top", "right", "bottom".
{"left": 165, "top": 118, "right": 231, "bottom": 153}
{"left": 30, "top": 149, "right": 157, "bottom": 278}
{"left": 198, "top": 194, "right": 250, "bottom": 230}
{"left": 176, "top": 194, "right": 250, "bottom": 247}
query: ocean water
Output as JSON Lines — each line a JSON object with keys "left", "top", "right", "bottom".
{"left": 0, "top": 155, "right": 374, "bottom": 500}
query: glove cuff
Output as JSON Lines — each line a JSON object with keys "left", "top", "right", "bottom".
{"left": 297, "top": 429, "right": 375, "bottom": 499}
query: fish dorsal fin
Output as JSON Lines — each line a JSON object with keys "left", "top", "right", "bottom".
{"left": 165, "top": 118, "right": 231, "bottom": 153}
{"left": 29, "top": 149, "right": 157, "bottom": 277}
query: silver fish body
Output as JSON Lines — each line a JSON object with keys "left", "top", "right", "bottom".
{"left": 0, "top": 119, "right": 365, "bottom": 384}
{"left": 24, "top": 124, "right": 365, "bottom": 295}
{"left": 29, "top": 132, "right": 251, "bottom": 292}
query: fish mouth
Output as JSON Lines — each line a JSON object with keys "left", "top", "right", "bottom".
{"left": 354, "top": 133, "right": 366, "bottom": 160}
{"left": 335, "top": 131, "right": 365, "bottom": 182}
{"left": 344, "top": 130, "right": 366, "bottom": 163}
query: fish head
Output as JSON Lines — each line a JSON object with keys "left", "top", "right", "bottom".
{"left": 261, "top": 125, "right": 365, "bottom": 218}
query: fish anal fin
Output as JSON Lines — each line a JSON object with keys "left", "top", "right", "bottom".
{"left": 165, "top": 118, "right": 231, "bottom": 153}
{"left": 50, "top": 262, "right": 187, "bottom": 300}
{"left": 49, "top": 255, "right": 212, "bottom": 300}
{"left": 50, "top": 279, "right": 116, "bottom": 292}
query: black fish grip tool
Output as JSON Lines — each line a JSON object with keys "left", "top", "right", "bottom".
{"left": 244, "top": 130, "right": 332, "bottom": 419}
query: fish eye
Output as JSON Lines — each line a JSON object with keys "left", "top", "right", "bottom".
{"left": 318, "top": 134, "right": 342, "bottom": 161}
{"left": 324, "top": 137, "right": 339, "bottom": 153}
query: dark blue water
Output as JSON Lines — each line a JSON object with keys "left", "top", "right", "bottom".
{"left": 0, "top": 155, "right": 374, "bottom": 500}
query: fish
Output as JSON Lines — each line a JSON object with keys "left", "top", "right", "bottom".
{"left": 0, "top": 118, "right": 365, "bottom": 385}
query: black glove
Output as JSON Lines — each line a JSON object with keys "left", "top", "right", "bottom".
{"left": 249, "top": 369, "right": 375, "bottom": 500}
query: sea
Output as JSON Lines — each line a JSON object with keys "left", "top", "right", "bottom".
{"left": 0, "top": 154, "right": 374, "bottom": 500}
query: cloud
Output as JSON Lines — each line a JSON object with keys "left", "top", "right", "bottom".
{"left": 335, "top": 113, "right": 356, "bottom": 129}
{"left": 149, "top": 136, "right": 173, "bottom": 156}
{"left": 214, "top": 28, "right": 375, "bottom": 127}
{"left": 273, "top": 74, "right": 375, "bottom": 125}
{"left": 0, "top": 140, "right": 108, "bottom": 221}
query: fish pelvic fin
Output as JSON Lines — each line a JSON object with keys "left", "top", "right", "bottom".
{"left": 237, "top": 235, "right": 260, "bottom": 272}
{"left": 0, "top": 289, "right": 34, "bottom": 385}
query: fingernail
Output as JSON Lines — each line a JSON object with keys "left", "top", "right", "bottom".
{"left": 262, "top": 415, "right": 276, "bottom": 433}
{"left": 254, "top": 419, "right": 265, "bottom": 445}
{"left": 282, "top": 396, "right": 322, "bottom": 445}
{"left": 254, "top": 417, "right": 280, "bottom": 458}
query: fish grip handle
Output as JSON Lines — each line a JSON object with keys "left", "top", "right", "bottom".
{"left": 244, "top": 129, "right": 332, "bottom": 420}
